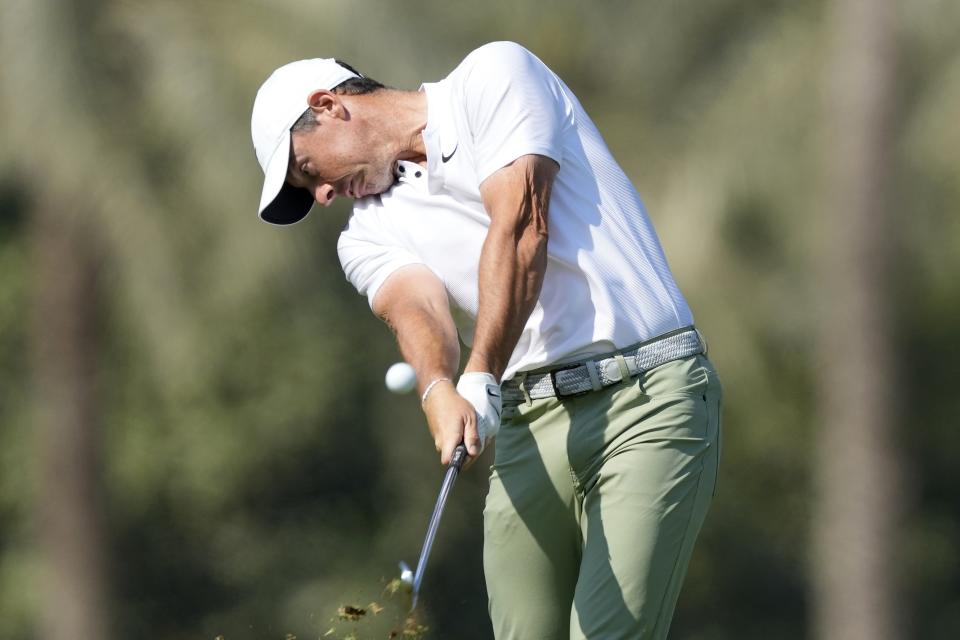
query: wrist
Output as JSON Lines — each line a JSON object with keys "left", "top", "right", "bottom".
{"left": 420, "top": 377, "right": 453, "bottom": 406}
{"left": 464, "top": 354, "right": 502, "bottom": 380}
{"left": 458, "top": 371, "right": 498, "bottom": 385}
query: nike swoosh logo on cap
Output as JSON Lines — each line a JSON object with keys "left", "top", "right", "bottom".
{"left": 441, "top": 143, "right": 458, "bottom": 163}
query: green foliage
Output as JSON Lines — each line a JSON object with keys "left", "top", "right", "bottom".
{"left": 0, "top": 1, "right": 958, "bottom": 638}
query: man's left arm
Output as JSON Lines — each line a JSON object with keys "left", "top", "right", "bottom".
{"left": 465, "top": 154, "right": 559, "bottom": 379}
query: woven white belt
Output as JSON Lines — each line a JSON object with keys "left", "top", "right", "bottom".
{"left": 503, "top": 327, "right": 705, "bottom": 401}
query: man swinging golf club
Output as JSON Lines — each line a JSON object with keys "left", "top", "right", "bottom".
{"left": 251, "top": 41, "right": 723, "bottom": 640}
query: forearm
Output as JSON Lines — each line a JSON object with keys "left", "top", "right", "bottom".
{"left": 372, "top": 264, "right": 460, "bottom": 397}
{"left": 373, "top": 265, "right": 486, "bottom": 462}
{"left": 466, "top": 224, "right": 547, "bottom": 379}
{"left": 388, "top": 302, "right": 461, "bottom": 397}
{"left": 468, "top": 154, "right": 556, "bottom": 380}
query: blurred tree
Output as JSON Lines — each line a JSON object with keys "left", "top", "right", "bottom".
{"left": 0, "top": 1, "right": 956, "bottom": 639}
{"left": 1, "top": 2, "right": 115, "bottom": 639}
{"left": 30, "top": 198, "right": 112, "bottom": 640}
{"left": 812, "top": 0, "right": 905, "bottom": 639}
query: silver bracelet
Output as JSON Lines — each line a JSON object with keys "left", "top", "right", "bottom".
{"left": 420, "top": 377, "right": 451, "bottom": 405}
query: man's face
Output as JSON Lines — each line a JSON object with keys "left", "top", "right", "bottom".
{"left": 286, "top": 91, "right": 396, "bottom": 206}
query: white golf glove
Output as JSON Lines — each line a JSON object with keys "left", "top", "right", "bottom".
{"left": 456, "top": 372, "right": 502, "bottom": 454}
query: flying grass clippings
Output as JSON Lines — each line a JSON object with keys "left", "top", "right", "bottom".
{"left": 323, "top": 576, "right": 428, "bottom": 639}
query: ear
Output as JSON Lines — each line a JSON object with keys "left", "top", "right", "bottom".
{"left": 306, "top": 90, "right": 346, "bottom": 120}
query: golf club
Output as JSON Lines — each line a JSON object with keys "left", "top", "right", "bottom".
{"left": 400, "top": 443, "right": 468, "bottom": 610}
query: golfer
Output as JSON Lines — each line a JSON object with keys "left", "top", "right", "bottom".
{"left": 251, "top": 41, "right": 722, "bottom": 640}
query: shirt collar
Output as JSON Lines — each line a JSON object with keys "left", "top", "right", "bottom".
{"left": 420, "top": 80, "right": 456, "bottom": 194}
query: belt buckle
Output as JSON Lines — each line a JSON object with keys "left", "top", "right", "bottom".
{"left": 550, "top": 364, "right": 591, "bottom": 399}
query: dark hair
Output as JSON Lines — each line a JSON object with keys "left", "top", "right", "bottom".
{"left": 290, "top": 60, "right": 385, "bottom": 133}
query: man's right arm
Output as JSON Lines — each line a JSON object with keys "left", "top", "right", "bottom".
{"left": 372, "top": 264, "right": 483, "bottom": 464}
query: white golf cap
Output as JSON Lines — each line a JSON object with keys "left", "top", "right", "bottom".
{"left": 251, "top": 59, "right": 359, "bottom": 225}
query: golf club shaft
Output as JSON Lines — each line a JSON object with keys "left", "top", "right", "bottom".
{"left": 412, "top": 443, "right": 467, "bottom": 605}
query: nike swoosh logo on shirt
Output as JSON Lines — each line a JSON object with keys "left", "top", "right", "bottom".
{"left": 441, "top": 143, "right": 458, "bottom": 163}
{"left": 487, "top": 388, "right": 501, "bottom": 399}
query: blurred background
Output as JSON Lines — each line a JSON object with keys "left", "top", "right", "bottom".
{"left": 0, "top": 0, "right": 958, "bottom": 638}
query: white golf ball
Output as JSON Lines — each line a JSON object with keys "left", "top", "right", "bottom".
{"left": 385, "top": 362, "right": 417, "bottom": 394}
{"left": 400, "top": 568, "right": 413, "bottom": 585}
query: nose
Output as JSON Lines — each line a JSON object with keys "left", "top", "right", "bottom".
{"left": 313, "top": 183, "right": 337, "bottom": 207}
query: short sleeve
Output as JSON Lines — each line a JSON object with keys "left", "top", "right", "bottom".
{"left": 460, "top": 42, "right": 569, "bottom": 183}
{"left": 337, "top": 202, "right": 423, "bottom": 309}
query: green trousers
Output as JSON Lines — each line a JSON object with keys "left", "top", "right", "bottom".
{"left": 484, "top": 354, "right": 722, "bottom": 639}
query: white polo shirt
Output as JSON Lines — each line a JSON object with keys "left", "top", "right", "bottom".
{"left": 337, "top": 41, "right": 693, "bottom": 380}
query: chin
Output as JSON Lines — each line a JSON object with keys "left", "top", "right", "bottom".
{"left": 366, "top": 175, "right": 396, "bottom": 196}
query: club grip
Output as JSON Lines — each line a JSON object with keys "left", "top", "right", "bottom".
{"left": 450, "top": 443, "right": 468, "bottom": 471}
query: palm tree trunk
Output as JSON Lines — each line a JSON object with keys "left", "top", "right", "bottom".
{"left": 812, "top": 0, "right": 904, "bottom": 639}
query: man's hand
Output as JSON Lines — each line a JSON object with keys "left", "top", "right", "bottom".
{"left": 455, "top": 372, "right": 502, "bottom": 453}
{"left": 422, "top": 381, "right": 483, "bottom": 464}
